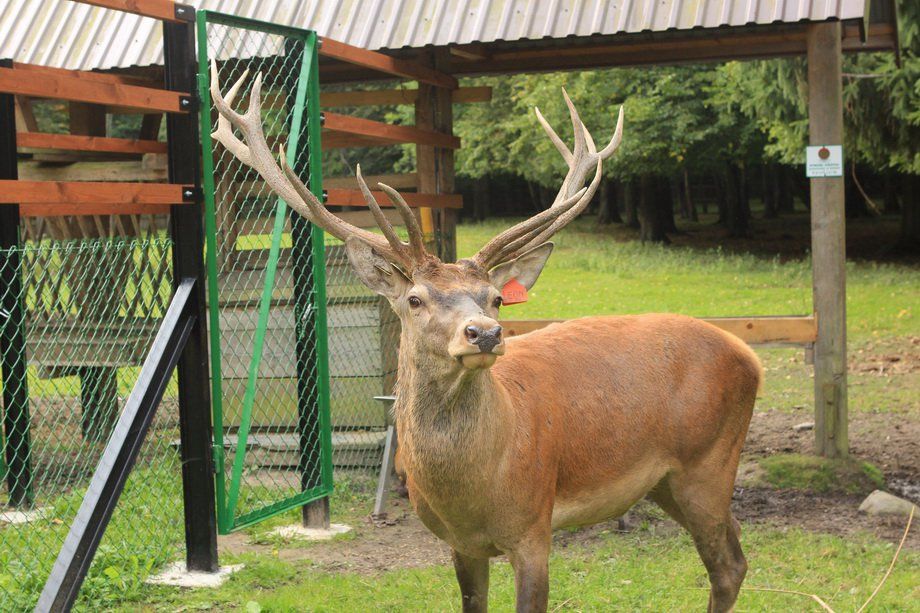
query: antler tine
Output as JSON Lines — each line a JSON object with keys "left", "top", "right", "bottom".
{"left": 211, "top": 64, "right": 415, "bottom": 265}
{"left": 471, "top": 186, "right": 587, "bottom": 268}
{"left": 210, "top": 61, "right": 251, "bottom": 166}
{"left": 356, "top": 165, "right": 413, "bottom": 268}
{"left": 471, "top": 92, "right": 623, "bottom": 270}
{"left": 378, "top": 183, "right": 428, "bottom": 261}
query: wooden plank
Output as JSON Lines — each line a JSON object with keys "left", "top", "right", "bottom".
{"left": 18, "top": 159, "right": 167, "bottom": 182}
{"left": 11, "top": 62, "right": 163, "bottom": 88}
{"left": 318, "top": 38, "right": 457, "bottom": 89}
{"left": 325, "top": 188, "right": 462, "bottom": 209}
{"left": 0, "top": 67, "right": 187, "bottom": 113}
{"left": 323, "top": 112, "right": 460, "bottom": 149}
{"left": 323, "top": 173, "right": 417, "bottom": 190}
{"left": 74, "top": 0, "right": 191, "bottom": 23}
{"left": 0, "top": 180, "right": 189, "bottom": 204}
{"left": 320, "top": 86, "right": 491, "bottom": 107}
{"left": 17, "top": 132, "right": 167, "bottom": 154}
{"left": 807, "top": 22, "right": 848, "bottom": 459}
{"left": 234, "top": 208, "right": 405, "bottom": 235}
{"left": 501, "top": 316, "right": 817, "bottom": 346}
{"left": 20, "top": 203, "right": 172, "bottom": 217}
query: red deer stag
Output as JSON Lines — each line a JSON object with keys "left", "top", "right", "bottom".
{"left": 211, "top": 62, "right": 762, "bottom": 613}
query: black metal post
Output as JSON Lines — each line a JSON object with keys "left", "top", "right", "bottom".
{"left": 284, "top": 39, "right": 329, "bottom": 529}
{"left": 35, "top": 280, "right": 199, "bottom": 613}
{"left": 0, "top": 58, "right": 33, "bottom": 508}
{"left": 163, "top": 16, "right": 219, "bottom": 571}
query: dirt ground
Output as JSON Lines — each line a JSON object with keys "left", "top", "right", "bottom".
{"left": 221, "top": 399, "right": 920, "bottom": 576}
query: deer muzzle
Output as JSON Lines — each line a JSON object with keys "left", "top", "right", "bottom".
{"left": 451, "top": 319, "right": 505, "bottom": 370}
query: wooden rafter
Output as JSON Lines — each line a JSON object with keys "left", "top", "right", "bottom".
{"left": 321, "top": 86, "right": 492, "bottom": 107}
{"left": 73, "top": 0, "right": 192, "bottom": 23}
{"left": 323, "top": 112, "right": 460, "bottom": 149}
{"left": 318, "top": 38, "right": 457, "bottom": 89}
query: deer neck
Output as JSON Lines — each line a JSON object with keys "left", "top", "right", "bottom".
{"left": 394, "top": 339, "right": 512, "bottom": 482}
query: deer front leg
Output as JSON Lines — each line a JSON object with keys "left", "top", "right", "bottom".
{"left": 452, "top": 549, "right": 490, "bottom": 612}
{"left": 508, "top": 537, "right": 551, "bottom": 613}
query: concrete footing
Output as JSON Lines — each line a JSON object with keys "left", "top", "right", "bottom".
{"left": 269, "top": 522, "right": 352, "bottom": 541}
{"left": 145, "top": 562, "right": 244, "bottom": 588}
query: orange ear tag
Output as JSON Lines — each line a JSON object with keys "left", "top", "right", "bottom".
{"left": 501, "top": 278, "right": 528, "bottom": 305}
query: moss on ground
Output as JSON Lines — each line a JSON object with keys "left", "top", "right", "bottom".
{"left": 758, "top": 453, "right": 885, "bottom": 494}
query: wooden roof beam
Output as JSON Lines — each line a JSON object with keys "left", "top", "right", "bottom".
{"left": 319, "top": 38, "right": 457, "bottom": 89}
{"left": 74, "top": 0, "right": 193, "bottom": 23}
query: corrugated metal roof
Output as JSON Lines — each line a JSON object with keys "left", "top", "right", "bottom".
{"left": 0, "top": 0, "right": 871, "bottom": 71}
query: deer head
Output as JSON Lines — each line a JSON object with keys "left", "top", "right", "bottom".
{"left": 210, "top": 61, "right": 622, "bottom": 373}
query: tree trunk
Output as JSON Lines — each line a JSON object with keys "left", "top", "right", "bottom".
{"left": 883, "top": 171, "right": 900, "bottom": 214}
{"left": 899, "top": 174, "right": 919, "bottom": 252}
{"left": 472, "top": 176, "right": 490, "bottom": 221}
{"left": 623, "top": 180, "right": 639, "bottom": 228}
{"left": 777, "top": 165, "right": 795, "bottom": 214}
{"left": 845, "top": 170, "right": 869, "bottom": 218}
{"left": 638, "top": 175, "right": 669, "bottom": 243}
{"left": 714, "top": 171, "right": 727, "bottom": 225}
{"left": 526, "top": 181, "right": 541, "bottom": 212}
{"left": 763, "top": 163, "right": 779, "bottom": 219}
{"left": 596, "top": 179, "right": 622, "bottom": 225}
{"left": 723, "top": 163, "right": 750, "bottom": 237}
{"left": 664, "top": 178, "right": 679, "bottom": 233}
{"left": 683, "top": 168, "right": 698, "bottom": 222}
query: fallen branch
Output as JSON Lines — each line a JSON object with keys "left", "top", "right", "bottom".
{"left": 857, "top": 504, "right": 915, "bottom": 613}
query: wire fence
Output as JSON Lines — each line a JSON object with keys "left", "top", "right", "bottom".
{"left": 200, "top": 13, "right": 390, "bottom": 533}
{"left": 0, "top": 235, "right": 182, "bottom": 611}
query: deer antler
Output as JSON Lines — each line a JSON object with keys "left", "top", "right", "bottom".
{"left": 472, "top": 91, "right": 623, "bottom": 269}
{"left": 209, "top": 60, "right": 428, "bottom": 272}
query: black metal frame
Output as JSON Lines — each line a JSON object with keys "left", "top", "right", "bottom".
{"left": 34, "top": 279, "right": 199, "bottom": 613}
{"left": 164, "top": 13, "right": 219, "bottom": 573}
{"left": 0, "top": 57, "right": 33, "bottom": 508}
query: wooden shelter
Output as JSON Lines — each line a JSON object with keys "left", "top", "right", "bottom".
{"left": 1, "top": 0, "right": 901, "bottom": 460}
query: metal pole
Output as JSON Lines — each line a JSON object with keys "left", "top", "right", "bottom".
{"left": 0, "top": 57, "right": 33, "bottom": 508}
{"left": 807, "top": 22, "right": 848, "bottom": 458}
{"left": 163, "top": 15, "right": 219, "bottom": 570}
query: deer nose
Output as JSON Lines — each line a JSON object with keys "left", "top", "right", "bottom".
{"left": 465, "top": 325, "right": 503, "bottom": 353}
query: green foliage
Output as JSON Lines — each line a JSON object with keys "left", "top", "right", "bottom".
{"left": 718, "top": 0, "right": 919, "bottom": 174}
{"left": 758, "top": 453, "right": 886, "bottom": 494}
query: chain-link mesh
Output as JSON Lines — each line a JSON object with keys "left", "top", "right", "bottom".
{"left": 201, "top": 16, "right": 340, "bottom": 530}
{"left": 0, "top": 235, "right": 180, "bottom": 610}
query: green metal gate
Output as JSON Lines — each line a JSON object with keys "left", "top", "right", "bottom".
{"left": 196, "top": 12, "right": 332, "bottom": 533}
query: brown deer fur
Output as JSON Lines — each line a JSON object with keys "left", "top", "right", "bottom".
{"left": 209, "top": 68, "right": 761, "bottom": 611}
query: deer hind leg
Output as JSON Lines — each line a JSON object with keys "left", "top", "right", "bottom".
{"left": 452, "top": 549, "right": 490, "bottom": 613}
{"left": 665, "top": 460, "right": 747, "bottom": 612}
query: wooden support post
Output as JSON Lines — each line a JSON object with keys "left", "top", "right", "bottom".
{"left": 0, "top": 59, "right": 33, "bottom": 507}
{"left": 415, "top": 49, "right": 457, "bottom": 261}
{"left": 807, "top": 22, "right": 848, "bottom": 458}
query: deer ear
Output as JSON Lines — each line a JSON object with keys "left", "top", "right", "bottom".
{"left": 344, "top": 236, "right": 411, "bottom": 297}
{"left": 489, "top": 242, "right": 554, "bottom": 291}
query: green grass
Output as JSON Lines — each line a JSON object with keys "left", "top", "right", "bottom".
{"left": 122, "top": 523, "right": 919, "bottom": 612}
{"left": 757, "top": 453, "right": 886, "bottom": 494}
{"left": 457, "top": 218, "right": 918, "bottom": 342}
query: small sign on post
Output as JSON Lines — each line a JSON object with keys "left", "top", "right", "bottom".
{"left": 805, "top": 145, "right": 843, "bottom": 178}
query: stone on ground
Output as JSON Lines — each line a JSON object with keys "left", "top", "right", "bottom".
{"left": 792, "top": 421, "right": 815, "bottom": 432}
{"left": 858, "top": 490, "right": 917, "bottom": 517}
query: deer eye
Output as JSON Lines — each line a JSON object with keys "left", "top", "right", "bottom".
{"left": 408, "top": 296, "right": 423, "bottom": 308}
{"left": 492, "top": 296, "right": 503, "bottom": 308}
